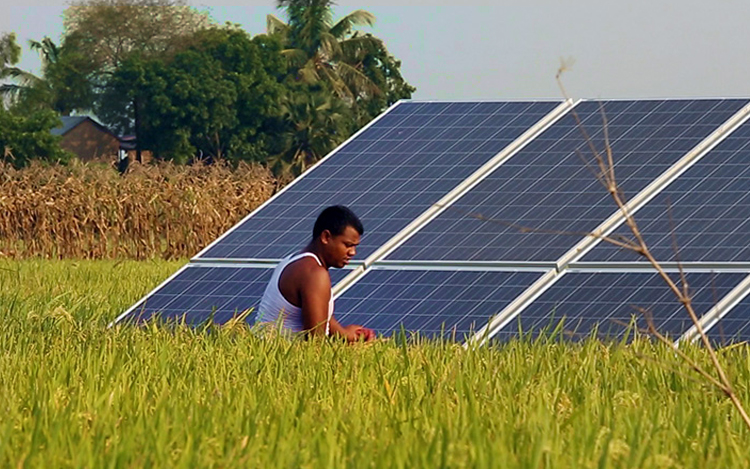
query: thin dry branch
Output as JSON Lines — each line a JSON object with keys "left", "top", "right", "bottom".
{"left": 456, "top": 69, "right": 750, "bottom": 430}
{"left": 555, "top": 70, "right": 750, "bottom": 430}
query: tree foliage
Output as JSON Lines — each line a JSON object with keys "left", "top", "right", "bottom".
{"left": 266, "top": 0, "right": 415, "bottom": 174}
{"left": 63, "top": 0, "right": 213, "bottom": 72}
{"left": 0, "top": 33, "right": 21, "bottom": 71}
{"left": 0, "top": 37, "right": 97, "bottom": 115}
{"left": 0, "top": 1, "right": 414, "bottom": 171}
{"left": 267, "top": 84, "right": 354, "bottom": 176}
{"left": 100, "top": 28, "right": 286, "bottom": 163}
{"left": 60, "top": 0, "right": 215, "bottom": 161}
{"left": 0, "top": 108, "right": 70, "bottom": 168}
{"left": 268, "top": 0, "right": 381, "bottom": 102}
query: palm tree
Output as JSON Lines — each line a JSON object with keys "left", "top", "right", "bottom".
{"left": 268, "top": 89, "right": 353, "bottom": 177}
{"left": 1, "top": 37, "right": 95, "bottom": 116}
{"left": 0, "top": 38, "right": 57, "bottom": 106}
{"left": 267, "top": 0, "right": 382, "bottom": 102}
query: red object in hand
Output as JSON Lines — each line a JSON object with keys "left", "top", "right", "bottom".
{"left": 355, "top": 327, "right": 376, "bottom": 342}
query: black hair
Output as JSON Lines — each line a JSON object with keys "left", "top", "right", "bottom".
{"left": 312, "top": 205, "right": 364, "bottom": 239}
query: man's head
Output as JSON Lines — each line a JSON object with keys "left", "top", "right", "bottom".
{"left": 313, "top": 205, "right": 364, "bottom": 268}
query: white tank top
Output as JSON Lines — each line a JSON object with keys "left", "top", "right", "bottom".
{"left": 256, "top": 252, "right": 334, "bottom": 336}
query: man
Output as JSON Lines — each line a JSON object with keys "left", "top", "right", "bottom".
{"left": 256, "top": 205, "right": 376, "bottom": 342}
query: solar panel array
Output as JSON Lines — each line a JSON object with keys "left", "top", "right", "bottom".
{"left": 494, "top": 271, "right": 746, "bottom": 341}
{"left": 121, "top": 265, "right": 350, "bottom": 325}
{"left": 334, "top": 269, "right": 543, "bottom": 339}
{"left": 119, "top": 97, "right": 750, "bottom": 345}
{"left": 583, "top": 119, "right": 750, "bottom": 263}
{"left": 386, "top": 99, "right": 747, "bottom": 262}
{"left": 196, "top": 101, "right": 560, "bottom": 261}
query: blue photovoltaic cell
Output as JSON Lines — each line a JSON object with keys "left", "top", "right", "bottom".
{"left": 706, "top": 290, "right": 750, "bottom": 345}
{"left": 333, "top": 269, "right": 543, "bottom": 339}
{"left": 494, "top": 271, "right": 746, "bottom": 341}
{"left": 387, "top": 99, "right": 749, "bottom": 262}
{"left": 122, "top": 266, "right": 349, "bottom": 325}
{"left": 584, "top": 120, "right": 750, "bottom": 262}
{"left": 197, "top": 101, "right": 560, "bottom": 260}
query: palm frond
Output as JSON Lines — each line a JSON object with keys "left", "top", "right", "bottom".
{"left": 29, "top": 37, "right": 60, "bottom": 66}
{"left": 318, "top": 32, "right": 341, "bottom": 60}
{"left": 266, "top": 14, "right": 289, "bottom": 36}
{"left": 0, "top": 67, "right": 42, "bottom": 87}
{"left": 335, "top": 61, "right": 381, "bottom": 97}
{"left": 0, "top": 83, "right": 25, "bottom": 97}
{"left": 318, "top": 66, "right": 352, "bottom": 99}
{"left": 297, "top": 61, "right": 322, "bottom": 84}
{"left": 280, "top": 48, "right": 309, "bottom": 68}
{"left": 329, "top": 10, "right": 376, "bottom": 38}
{"left": 338, "top": 35, "right": 383, "bottom": 62}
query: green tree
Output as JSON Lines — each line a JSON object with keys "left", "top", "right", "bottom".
{"left": 0, "top": 37, "right": 96, "bottom": 115}
{"left": 351, "top": 34, "right": 415, "bottom": 125}
{"left": 0, "top": 33, "right": 29, "bottom": 108}
{"left": 268, "top": 85, "right": 354, "bottom": 176}
{"left": 0, "top": 33, "right": 21, "bottom": 73}
{"left": 62, "top": 0, "right": 213, "bottom": 161}
{"left": 101, "top": 27, "right": 285, "bottom": 163}
{"left": 267, "top": 0, "right": 414, "bottom": 151}
{"left": 0, "top": 107, "right": 70, "bottom": 168}
{"left": 267, "top": 0, "right": 415, "bottom": 175}
{"left": 63, "top": 0, "right": 212, "bottom": 71}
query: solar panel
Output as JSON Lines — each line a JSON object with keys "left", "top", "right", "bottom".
{"left": 196, "top": 101, "right": 561, "bottom": 261}
{"left": 493, "top": 271, "right": 746, "bottom": 341}
{"left": 121, "top": 265, "right": 350, "bottom": 325}
{"left": 387, "top": 99, "right": 749, "bottom": 262}
{"left": 333, "top": 269, "right": 543, "bottom": 339}
{"left": 583, "top": 120, "right": 750, "bottom": 263}
{"left": 704, "top": 293, "right": 750, "bottom": 345}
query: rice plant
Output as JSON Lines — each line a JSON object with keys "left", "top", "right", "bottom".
{"left": 1, "top": 258, "right": 749, "bottom": 468}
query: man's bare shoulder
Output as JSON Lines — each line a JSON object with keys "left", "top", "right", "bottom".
{"left": 278, "top": 256, "right": 330, "bottom": 307}
{"left": 284, "top": 256, "right": 330, "bottom": 284}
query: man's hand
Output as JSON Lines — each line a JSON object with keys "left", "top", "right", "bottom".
{"left": 341, "top": 324, "right": 376, "bottom": 343}
{"left": 356, "top": 326, "right": 376, "bottom": 342}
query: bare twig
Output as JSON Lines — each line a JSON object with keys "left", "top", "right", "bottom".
{"left": 463, "top": 66, "right": 750, "bottom": 429}
{"left": 555, "top": 69, "right": 750, "bottom": 430}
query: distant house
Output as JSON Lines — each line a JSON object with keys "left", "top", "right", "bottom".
{"left": 51, "top": 116, "right": 121, "bottom": 162}
{"left": 119, "top": 134, "right": 153, "bottom": 164}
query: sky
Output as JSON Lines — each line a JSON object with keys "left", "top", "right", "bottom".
{"left": 4, "top": 0, "right": 750, "bottom": 101}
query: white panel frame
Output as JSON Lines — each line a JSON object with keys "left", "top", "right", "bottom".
{"left": 679, "top": 273, "right": 750, "bottom": 344}
{"left": 568, "top": 262, "right": 750, "bottom": 273}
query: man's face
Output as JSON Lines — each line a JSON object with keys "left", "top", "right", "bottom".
{"left": 321, "top": 225, "right": 361, "bottom": 268}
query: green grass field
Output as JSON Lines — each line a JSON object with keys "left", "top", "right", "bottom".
{"left": 1, "top": 259, "right": 749, "bottom": 467}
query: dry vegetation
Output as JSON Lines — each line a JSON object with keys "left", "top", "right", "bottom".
{"left": 0, "top": 160, "right": 276, "bottom": 260}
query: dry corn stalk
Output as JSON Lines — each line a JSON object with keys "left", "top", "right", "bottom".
{"left": 0, "top": 159, "right": 276, "bottom": 260}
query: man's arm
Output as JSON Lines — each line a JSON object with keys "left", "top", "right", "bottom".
{"left": 297, "top": 264, "right": 375, "bottom": 342}
{"left": 299, "top": 267, "right": 332, "bottom": 338}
